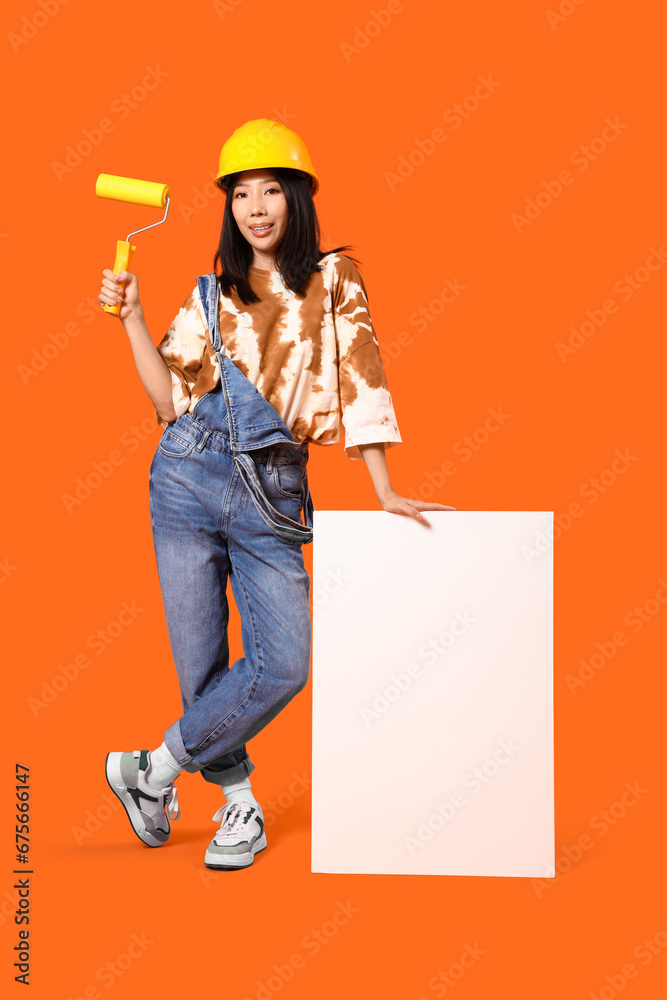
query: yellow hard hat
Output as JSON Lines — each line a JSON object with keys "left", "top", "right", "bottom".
{"left": 215, "top": 118, "right": 319, "bottom": 196}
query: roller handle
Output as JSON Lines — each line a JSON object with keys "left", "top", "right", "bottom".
{"left": 104, "top": 240, "right": 137, "bottom": 316}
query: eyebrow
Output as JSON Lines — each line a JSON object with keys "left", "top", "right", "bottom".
{"left": 235, "top": 178, "right": 280, "bottom": 187}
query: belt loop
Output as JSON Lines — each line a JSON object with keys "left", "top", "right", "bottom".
{"left": 196, "top": 429, "right": 211, "bottom": 452}
{"left": 266, "top": 446, "right": 275, "bottom": 474}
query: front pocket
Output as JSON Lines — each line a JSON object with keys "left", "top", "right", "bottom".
{"left": 275, "top": 462, "right": 306, "bottom": 499}
{"left": 157, "top": 428, "right": 197, "bottom": 458}
{"left": 253, "top": 462, "right": 304, "bottom": 510}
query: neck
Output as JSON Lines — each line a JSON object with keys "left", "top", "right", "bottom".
{"left": 252, "top": 250, "right": 276, "bottom": 271}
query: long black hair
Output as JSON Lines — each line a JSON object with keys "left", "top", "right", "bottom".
{"left": 214, "top": 167, "right": 360, "bottom": 305}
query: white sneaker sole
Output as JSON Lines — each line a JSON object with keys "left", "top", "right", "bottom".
{"left": 105, "top": 752, "right": 168, "bottom": 849}
{"left": 204, "top": 831, "right": 268, "bottom": 870}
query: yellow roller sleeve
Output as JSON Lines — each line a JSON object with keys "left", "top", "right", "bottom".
{"left": 95, "top": 174, "right": 170, "bottom": 209}
{"left": 104, "top": 240, "right": 136, "bottom": 316}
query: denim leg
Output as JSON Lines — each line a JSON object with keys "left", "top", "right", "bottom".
{"left": 149, "top": 440, "right": 255, "bottom": 783}
{"left": 149, "top": 416, "right": 312, "bottom": 779}
{"left": 223, "top": 503, "right": 312, "bottom": 743}
{"left": 158, "top": 458, "right": 312, "bottom": 770}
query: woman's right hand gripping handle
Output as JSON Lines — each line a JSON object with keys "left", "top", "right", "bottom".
{"left": 99, "top": 268, "right": 142, "bottom": 323}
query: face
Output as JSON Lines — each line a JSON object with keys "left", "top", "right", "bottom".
{"left": 230, "top": 169, "right": 289, "bottom": 266}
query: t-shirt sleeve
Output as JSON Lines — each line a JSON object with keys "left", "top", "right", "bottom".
{"left": 332, "top": 256, "right": 402, "bottom": 461}
{"left": 155, "top": 286, "right": 206, "bottom": 429}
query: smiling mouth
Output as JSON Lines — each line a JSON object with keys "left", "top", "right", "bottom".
{"left": 249, "top": 224, "right": 273, "bottom": 233}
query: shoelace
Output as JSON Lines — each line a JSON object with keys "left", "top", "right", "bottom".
{"left": 211, "top": 802, "right": 254, "bottom": 836}
{"left": 166, "top": 787, "right": 180, "bottom": 821}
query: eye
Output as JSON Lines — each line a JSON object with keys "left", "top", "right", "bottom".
{"left": 266, "top": 187, "right": 281, "bottom": 194}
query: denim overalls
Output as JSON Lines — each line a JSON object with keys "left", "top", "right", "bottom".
{"left": 198, "top": 270, "right": 315, "bottom": 547}
{"left": 150, "top": 271, "right": 314, "bottom": 788}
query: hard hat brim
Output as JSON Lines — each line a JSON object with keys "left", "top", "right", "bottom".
{"left": 216, "top": 166, "right": 319, "bottom": 197}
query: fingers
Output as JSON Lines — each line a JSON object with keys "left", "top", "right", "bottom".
{"left": 408, "top": 507, "right": 431, "bottom": 526}
{"left": 394, "top": 503, "right": 427, "bottom": 523}
{"left": 99, "top": 269, "right": 127, "bottom": 308}
{"left": 382, "top": 495, "right": 457, "bottom": 522}
{"left": 386, "top": 493, "right": 457, "bottom": 514}
{"left": 405, "top": 502, "right": 457, "bottom": 524}
{"left": 411, "top": 501, "right": 457, "bottom": 511}
{"left": 385, "top": 501, "right": 456, "bottom": 524}
{"left": 101, "top": 268, "right": 126, "bottom": 286}
{"left": 101, "top": 270, "right": 126, "bottom": 290}
{"left": 421, "top": 504, "right": 457, "bottom": 511}
{"left": 99, "top": 285, "right": 123, "bottom": 306}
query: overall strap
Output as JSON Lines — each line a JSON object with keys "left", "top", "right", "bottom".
{"left": 196, "top": 272, "right": 221, "bottom": 352}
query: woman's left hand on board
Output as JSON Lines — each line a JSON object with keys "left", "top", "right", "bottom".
{"left": 379, "top": 490, "right": 457, "bottom": 526}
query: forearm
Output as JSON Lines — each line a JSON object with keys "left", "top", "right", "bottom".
{"left": 121, "top": 309, "right": 178, "bottom": 423}
{"left": 358, "top": 443, "right": 394, "bottom": 503}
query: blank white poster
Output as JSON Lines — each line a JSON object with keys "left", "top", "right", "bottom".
{"left": 311, "top": 510, "right": 554, "bottom": 878}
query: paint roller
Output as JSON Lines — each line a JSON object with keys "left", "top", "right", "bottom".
{"left": 95, "top": 173, "right": 171, "bottom": 316}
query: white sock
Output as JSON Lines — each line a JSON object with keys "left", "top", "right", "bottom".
{"left": 146, "top": 742, "right": 182, "bottom": 790}
{"left": 221, "top": 775, "right": 259, "bottom": 810}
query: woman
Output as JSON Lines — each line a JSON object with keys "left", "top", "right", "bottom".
{"left": 101, "top": 119, "right": 454, "bottom": 870}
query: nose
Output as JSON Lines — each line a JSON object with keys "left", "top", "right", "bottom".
{"left": 250, "top": 195, "right": 266, "bottom": 216}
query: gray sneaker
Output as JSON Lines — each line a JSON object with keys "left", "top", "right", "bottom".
{"left": 105, "top": 750, "right": 180, "bottom": 848}
{"left": 204, "top": 801, "right": 267, "bottom": 870}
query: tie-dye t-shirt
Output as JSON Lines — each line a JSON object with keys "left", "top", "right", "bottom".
{"left": 154, "top": 252, "right": 402, "bottom": 460}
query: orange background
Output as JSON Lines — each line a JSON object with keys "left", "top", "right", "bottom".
{"left": 2, "top": 0, "right": 665, "bottom": 996}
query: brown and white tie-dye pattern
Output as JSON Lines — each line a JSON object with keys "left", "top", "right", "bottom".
{"left": 155, "top": 253, "right": 401, "bottom": 460}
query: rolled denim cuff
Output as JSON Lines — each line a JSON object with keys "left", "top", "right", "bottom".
{"left": 164, "top": 722, "right": 256, "bottom": 783}
{"left": 164, "top": 720, "right": 202, "bottom": 774}
{"left": 200, "top": 758, "right": 255, "bottom": 788}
